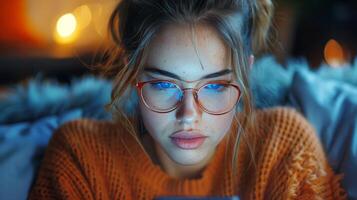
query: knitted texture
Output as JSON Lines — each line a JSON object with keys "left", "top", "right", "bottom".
{"left": 28, "top": 107, "right": 346, "bottom": 199}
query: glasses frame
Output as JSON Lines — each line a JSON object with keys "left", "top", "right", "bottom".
{"left": 136, "top": 79, "right": 242, "bottom": 115}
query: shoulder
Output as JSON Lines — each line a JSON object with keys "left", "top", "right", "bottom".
{"left": 49, "top": 119, "right": 126, "bottom": 156}
{"left": 42, "top": 119, "right": 134, "bottom": 176}
{"left": 254, "top": 106, "right": 312, "bottom": 130}
{"left": 244, "top": 108, "right": 347, "bottom": 199}
{"left": 30, "top": 119, "right": 129, "bottom": 199}
{"left": 253, "top": 106, "right": 318, "bottom": 144}
{"left": 55, "top": 118, "right": 118, "bottom": 135}
{"left": 249, "top": 106, "right": 325, "bottom": 163}
{"left": 53, "top": 119, "right": 118, "bottom": 142}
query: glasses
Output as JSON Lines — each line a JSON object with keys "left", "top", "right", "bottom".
{"left": 136, "top": 79, "right": 241, "bottom": 115}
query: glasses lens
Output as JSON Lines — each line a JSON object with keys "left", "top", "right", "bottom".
{"left": 142, "top": 81, "right": 181, "bottom": 111}
{"left": 198, "top": 83, "right": 239, "bottom": 113}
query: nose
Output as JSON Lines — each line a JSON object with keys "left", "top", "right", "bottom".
{"left": 176, "top": 89, "right": 202, "bottom": 125}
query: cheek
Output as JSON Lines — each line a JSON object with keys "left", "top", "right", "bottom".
{"left": 203, "top": 111, "right": 235, "bottom": 141}
{"left": 139, "top": 100, "right": 174, "bottom": 139}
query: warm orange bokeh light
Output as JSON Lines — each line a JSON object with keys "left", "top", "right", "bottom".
{"left": 74, "top": 5, "right": 92, "bottom": 31}
{"left": 324, "top": 39, "right": 345, "bottom": 67}
{"left": 0, "top": 0, "right": 115, "bottom": 52}
{"left": 54, "top": 13, "right": 78, "bottom": 44}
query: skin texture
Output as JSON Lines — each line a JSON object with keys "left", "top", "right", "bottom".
{"left": 138, "top": 23, "right": 237, "bottom": 179}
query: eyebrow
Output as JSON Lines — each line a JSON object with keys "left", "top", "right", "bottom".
{"left": 143, "top": 67, "right": 232, "bottom": 81}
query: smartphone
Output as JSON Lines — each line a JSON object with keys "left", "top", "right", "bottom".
{"left": 155, "top": 196, "right": 240, "bottom": 200}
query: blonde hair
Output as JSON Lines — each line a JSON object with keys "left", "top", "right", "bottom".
{"left": 103, "top": 0, "right": 273, "bottom": 190}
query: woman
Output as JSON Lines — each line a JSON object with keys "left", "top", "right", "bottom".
{"left": 29, "top": 0, "right": 346, "bottom": 199}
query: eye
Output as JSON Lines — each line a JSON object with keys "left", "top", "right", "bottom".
{"left": 204, "top": 83, "right": 225, "bottom": 91}
{"left": 150, "top": 81, "right": 177, "bottom": 90}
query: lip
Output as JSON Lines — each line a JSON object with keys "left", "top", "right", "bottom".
{"left": 170, "top": 130, "right": 207, "bottom": 150}
{"left": 170, "top": 130, "right": 207, "bottom": 138}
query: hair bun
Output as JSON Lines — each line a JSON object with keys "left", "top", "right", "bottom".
{"left": 251, "top": 0, "right": 274, "bottom": 53}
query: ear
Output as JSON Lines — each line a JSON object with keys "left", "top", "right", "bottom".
{"left": 248, "top": 54, "right": 255, "bottom": 69}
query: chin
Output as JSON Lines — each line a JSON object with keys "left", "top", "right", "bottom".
{"left": 168, "top": 148, "right": 210, "bottom": 166}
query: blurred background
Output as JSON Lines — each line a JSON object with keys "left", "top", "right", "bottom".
{"left": 0, "top": 0, "right": 117, "bottom": 85}
{"left": 273, "top": 0, "right": 357, "bottom": 67}
{"left": 0, "top": 0, "right": 356, "bottom": 85}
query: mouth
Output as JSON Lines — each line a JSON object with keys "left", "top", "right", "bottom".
{"left": 169, "top": 130, "right": 207, "bottom": 150}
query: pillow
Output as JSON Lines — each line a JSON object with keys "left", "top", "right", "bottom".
{"left": 0, "top": 76, "right": 112, "bottom": 199}
{"left": 288, "top": 70, "right": 357, "bottom": 199}
{"left": 0, "top": 110, "right": 83, "bottom": 200}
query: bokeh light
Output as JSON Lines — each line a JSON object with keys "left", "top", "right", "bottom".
{"left": 54, "top": 13, "right": 77, "bottom": 44}
{"left": 73, "top": 5, "right": 92, "bottom": 31}
{"left": 324, "top": 39, "right": 346, "bottom": 67}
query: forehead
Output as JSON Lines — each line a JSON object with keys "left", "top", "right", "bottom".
{"left": 144, "top": 23, "right": 231, "bottom": 81}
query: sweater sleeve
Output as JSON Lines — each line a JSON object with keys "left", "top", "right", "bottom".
{"left": 245, "top": 108, "right": 347, "bottom": 199}
{"left": 28, "top": 121, "right": 96, "bottom": 200}
{"left": 264, "top": 108, "right": 347, "bottom": 200}
{"left": 288, "top": 116, "right": 346, "bottom": 199}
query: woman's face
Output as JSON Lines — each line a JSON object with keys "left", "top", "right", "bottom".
{"left": 138, "top": 23, "right": 236, "bottom": 166}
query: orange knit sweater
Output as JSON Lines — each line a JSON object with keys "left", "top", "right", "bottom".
{"left": 29, "top": 107, "right": 346, "bottom": 199}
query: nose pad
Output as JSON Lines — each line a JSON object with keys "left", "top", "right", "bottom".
{"left": 176, "top": 89, "right": 201, "bottom": 124}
